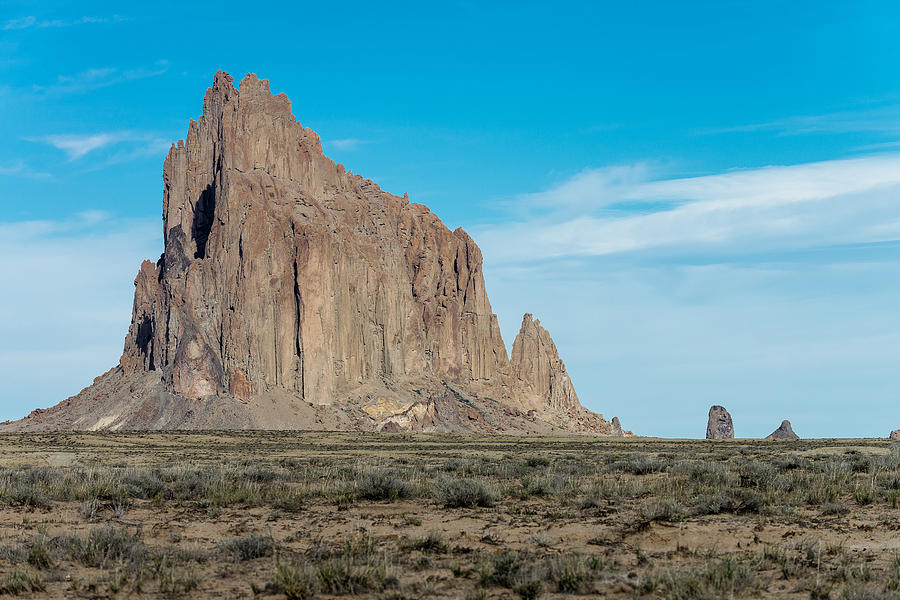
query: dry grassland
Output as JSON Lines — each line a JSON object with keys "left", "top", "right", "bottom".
{"left": 0, "top": 433, "right": 898, "bottom": 599}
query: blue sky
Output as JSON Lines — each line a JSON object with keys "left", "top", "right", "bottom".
{"left": 2, "top": 1, "right": 899, "bottom": 437}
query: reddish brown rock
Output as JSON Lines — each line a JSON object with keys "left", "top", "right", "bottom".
{"left": 510, "top": 314, "right": 579, "bottom": 412}
{"left": 1, "top": 71, "right": 618, "bottom": 435}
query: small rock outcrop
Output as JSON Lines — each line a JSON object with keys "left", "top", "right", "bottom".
{"left": 706, "top": 405, "right": 734, "bottom": 439}
{"left": 610, "top": 417, "right": 624, "bottom": 437}
{"left": 0, "top": 71, "right": 619, "bottom": 435}
{"left": 891, "top": 430, "right": 900, "bottom": 441}
{"left": 766, "top": 420, "right": 799, "bottom": 440}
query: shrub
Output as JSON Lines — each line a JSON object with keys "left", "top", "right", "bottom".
{"left": 608, "top": 455, "right": 668, "bottom": 475}
{"left": 640, "top": 499, "right": 685, "bottom": 523}
{"left": 26, "top": 535, "right": 52, "bottom": 570}
{"left": 69, "top": 525, "right": 145, "bottom": 568}
{"left": 218, "top": 534, "right": 275, "bottom": 562}
{"left": 514, "top": 579, "right": 542, "bottom": 599}
{"left": 0, "top": 568, "right": 45, "bottom": 595}
{"left": 355, "top": 469, "right": 413, "bottom": 502}
{"left": 272, "top": 561, "right": 318, "bottom": 599}
{"left": 405, "top": 531, "right": 448, "bottom": 554}
{"left": 480, "top": 551, "right": 521, "bottom": 588}
{"left": 273, "top": 490, "right": 306, "bottom": 513}
{"left": 436, "top": 478, "right": 497, "bottom": 508}
{"left": 4, "top": 486, "right": 51, "bottom": 510}
{"left": 525, "top": 456, "right": 551, "bottom": 468}
{"left": 316, "top": 556, "right": 390, "bottom": 594}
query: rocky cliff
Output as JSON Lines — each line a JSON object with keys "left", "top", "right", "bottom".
{"left": 1, "top": 71, "right": 620, "bottom": 434}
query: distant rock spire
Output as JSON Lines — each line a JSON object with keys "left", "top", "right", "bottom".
{"left": 766, "top": 420, "right": 799, "bottom": 440}
{"left": 706, "top": 405, "right": 734, "bottom": 439}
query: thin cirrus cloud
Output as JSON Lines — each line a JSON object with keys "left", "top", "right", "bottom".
{"left": 30, "top": 61, "right": 169, "bottom": 96}
{"left": 698, "top": 105, "right": 900, "bottom": 137}
{"left": 2, "top": 15, "right": 125, "bottom": 30}
{"left": 27, "top": 131, "right": 171, "bottom": 161}
{"left": 0, "top": 160, "right": 50, "bottom": 179}
{"left": 475, "top": 154, "right": 900, "bottom": 265}
{"left": 327, "top": 138, "right": 367, "bottom": 151}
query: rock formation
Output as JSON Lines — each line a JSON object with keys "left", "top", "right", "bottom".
{"left": 765, "top": 420, "right": 799, "bottom": 440}
{"left": 1, "top": 71, "right": 618, "bottom": 435}
{"left": 510, "top": 314, "right": 580, "bottom": 412}
{"left": 706, "top": 405, "right": 734, "bottom": 439}
{"left": 610, "top": 417, "right": 624, "bottom": 437}
{"left": 891, "top": 430, "right": 900, "bottom": 441}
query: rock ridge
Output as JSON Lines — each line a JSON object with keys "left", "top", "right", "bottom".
{"left": 2, "top": 71, "right": 616, "bottom": 435}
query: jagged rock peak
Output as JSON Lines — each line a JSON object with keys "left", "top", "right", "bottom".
{"left": 706, "top": 405, "right": 734, "bottom": 439}
{"left": 1, "top": 71, "right": 619, "bottom": 435}
{"left": 766, "top": 420, "right": 799, "bottom": 440}
{"left": 510, "top": 314, "right": 580, "bottom": 412}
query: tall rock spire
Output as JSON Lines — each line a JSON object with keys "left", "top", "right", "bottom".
{"left": 2, "top": 72, "right": 618, "bottom": 434}
{"left": 510, "top": 314, "right": 580, "bottom": 412}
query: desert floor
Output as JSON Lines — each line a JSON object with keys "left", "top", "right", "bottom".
{"left": 0, "top": 432, "right": 898, "bottom": 599}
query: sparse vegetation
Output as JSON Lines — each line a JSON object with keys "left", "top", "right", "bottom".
{"left": 218, "top": 533, "right": 275, "bottom": 562}
{"left": 435, "top": 477, "right": 497, "bottom": 508}
{"left": 354, "top": 468, "right": 414, "bottom": 501}
{"left": 0, "top": 432, "right": 897, "bottom": 598}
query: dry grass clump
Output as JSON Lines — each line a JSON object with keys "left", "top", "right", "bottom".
{"left": 354, "top": 468, "right": 414, "bottom": 501}
{"left": 641, "top": 556, "right": 763, "bottom": 599}
{"left": 0, "top": 568, "right": 44, "bottom": 595}
{"left": 218, "top": 533, "right": 275, "bottom": 562}
{"left": 66, "top": 525, "right": 145, "bottom": 569}
{"left": 477, "top": 550, "right": 604, "bottom": 598}
{"left": 268, "top": 533, "right": 395, "bottom": 598}
{"left": 435, "top": 477, "right": 497, "bottom": 508}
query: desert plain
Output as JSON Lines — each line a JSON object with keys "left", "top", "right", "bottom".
{"left": 0, "top": 433, "right": 897, "bottom": 599}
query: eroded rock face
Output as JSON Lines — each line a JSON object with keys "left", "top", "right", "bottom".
{"left": 2, "top": 71, "right": 617, "bottom": 435}
{"left": 766, "top": 420, "right": 799, "bottom": 440}
{"left": 510, "top": 314, "right": 580, "bottom": 412}
{"left": 121, "top": 71, "right": 512, "bottom": 408}
{"left": 706, "top": 405, "right": 734, "bottom": 439}
{"left": 611, "top": 417, "right": 624, "bottom": 437}
{"left": 891, "top": 430, "right": 900, "bottom": 441}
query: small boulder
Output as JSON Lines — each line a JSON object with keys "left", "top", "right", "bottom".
{"left": 890, "top": 430, "right": 900, "bottom": 441}
{"left": 706, "top": 405, "right": 734, "bottom": 439}
{"left": 766, "top": 420, "right": 799, "bottom": 440}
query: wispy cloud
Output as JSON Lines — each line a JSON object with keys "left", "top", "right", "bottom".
{"left": 0, "top": 160, "right": 50, "bottom": 178}
{"left": 32, "top": 133, "right": 118, "bottom": 160}
{"left": 327, "top": 138, "right": 366, "bottom": 151}
{"left": 699, "top": 105, "right": 900, "bottom": 137}
{"left": 3, "top": 14, "right": 126, "bottom": 30}
{"left": 852, "top": 140, "right": 900, "bottom": 152}
{"left": 31, "top": 61, "right": 168, "bottom": 96}
{"left": 479, "top": 155, "right": 900, "bottom": 437}
{"left": 27, "top": 131, "right": 171, "bottom": 161}
{"left": 476, "top": 154, "right": 900, "bottom": 264}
